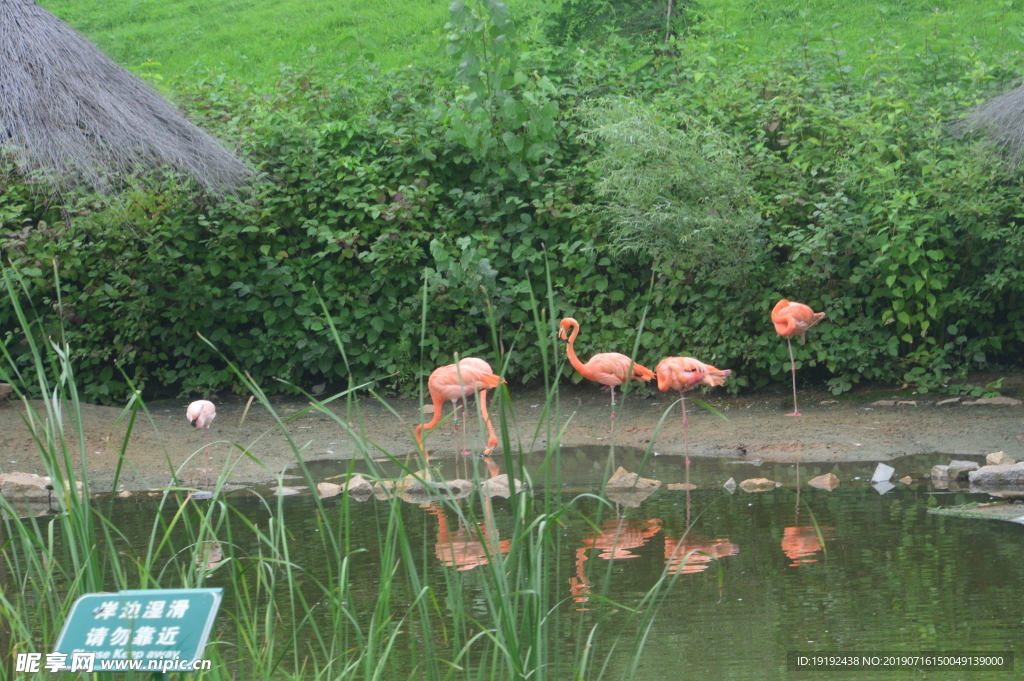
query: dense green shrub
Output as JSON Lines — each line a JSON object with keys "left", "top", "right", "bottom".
{"left": 2, "top": 9, "right": 1023, "bottom": 402}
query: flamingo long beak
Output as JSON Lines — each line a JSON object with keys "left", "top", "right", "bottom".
{"left": 191, "top": 418, "right": 198, "bottom": 428}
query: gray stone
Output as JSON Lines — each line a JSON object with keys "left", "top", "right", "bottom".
{"left": 723, "top": 478, "right": 737, "bottom": 493}
{"left": 739, "top": 478, "right": 781, "bottom": 493}
{"left": 930, "top": 465, "right": 950, "bottom": 480}
{"left": 482, "top": 474, "right": 524, "bottom": 498}
{"left": 873, "top": 480, "right": 896, "bottom": 495}
{"left": 872, "top": 400, "right": 896, "bottom": 406}
{"left": 606, "top": 467, "right": 661, "bottom": 493}
{"left": 936, "top": 397, "right": 961, "bottom": 406}
{"left": 968, "top": 462, "right": 1024, "bottom": 488}
{"left": 946, "top": 460, "right": 980, "bottom": 481}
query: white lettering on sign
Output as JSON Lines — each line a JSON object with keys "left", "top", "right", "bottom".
{"left": 84, "top": 627, "right": 109, "bottom": 646}
{"left": 156, "top": 626, "right": 181, "bottom": 645}
{"left": 142, "top": 600, "right": 166, "bottom": 619}
{"left": 94, "top": 601, "right": 119, "bottom": 620}
{"left": 167, "top": 599, "right": 191, "bottom": 618}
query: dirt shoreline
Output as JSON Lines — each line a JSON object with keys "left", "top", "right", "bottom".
{"left": 0, "top": 381, "right": 1021, "bottom": 491}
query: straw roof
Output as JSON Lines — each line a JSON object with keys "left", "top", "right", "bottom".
{"left": 0, "top": 0, "right": 249, "bottom": 192}
{"left": 957, "top": 83, "right": 1024, "bottom": 167}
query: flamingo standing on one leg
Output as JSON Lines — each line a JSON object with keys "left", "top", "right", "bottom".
{"left": 771, "top": 299, "right": 825, "bottom": 416}
{"left": 655, "top": 357, "right": 730, "bottom": 474}
{"left": 415, "top": 357, "right": 502, "bottom": 459}
{"left": 558, "top": 317, "right": 655, "bottom": 430}
{"left": 186, "top": 400, "right": 217, "bottom": 487}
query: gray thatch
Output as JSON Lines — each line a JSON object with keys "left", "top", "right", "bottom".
{"left": 957, "top": 83, "right": 1024, "bottom": 166}
{"left": 0, "top": 0, "right": 249, "bottom": 192}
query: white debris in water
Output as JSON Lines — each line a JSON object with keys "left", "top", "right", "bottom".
{"left": 871, "top": 463, "right": 895, "bottom": 483}
{"left": 531, "top": 404, "right": 539, "bottom": 408}
{"left": 853, "top": 443, "right": 862, "bottom": 446}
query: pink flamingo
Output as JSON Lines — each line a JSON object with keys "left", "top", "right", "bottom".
{"left": 771, "top": 299, "right": 825, "bottom": 416}
{"left": 415, "top": 357, "right": 501, "bottom": 459}
{"left": 186, "top": 400, "right": 216, "bottom": 487}
{"left": 655, "top": 357, "right": 730, "bottom": 469}
{"left": 559, "top": 317, "right": 655, "bottom": 429}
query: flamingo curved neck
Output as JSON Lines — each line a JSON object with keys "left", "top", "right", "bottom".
{"left": 564, "top": 321, "right": 588, "bottom": 375}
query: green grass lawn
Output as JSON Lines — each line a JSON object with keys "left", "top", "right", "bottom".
{"left": 38, "top": 0, "right": 463, "bottom": 82}
{"left": 38, "top": 0, "right": 1024, "bottom": 85}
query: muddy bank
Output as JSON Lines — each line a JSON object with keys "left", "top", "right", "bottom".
{"left": 0, "top": 382, "right": 1021, "bottom": 491}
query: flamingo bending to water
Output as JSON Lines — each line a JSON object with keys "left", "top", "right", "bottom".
{"left": 655, "top": 356, "right": 730, "bottom": 467}
{"left": 558, "top": 317, "right": 655, "bottom": 429}
{"left": 415, "top": 357, "right": 501, "bottom": 459}
{"left": 186, "top": 400, "right": 216, "bottom": 487}
{"left": 771, "top": 299, "right": 825, "bottom": 416}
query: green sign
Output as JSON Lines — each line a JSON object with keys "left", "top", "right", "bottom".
{"left": 53, "top": 588, "right": 222, "bottom": 669}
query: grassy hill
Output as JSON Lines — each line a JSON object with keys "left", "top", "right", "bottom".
{"left": 37, "top": 0, "right": 1024, "bottom": 85}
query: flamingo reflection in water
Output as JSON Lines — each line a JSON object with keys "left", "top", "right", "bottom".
{"left": 426, "top": 455, "right": 509, "bottom": 571}
{"left": 664, "top": 536, "right": 739, "bottom": 575}
{"left": 781, "top": 526, "right": 833, "bottom": 567}
{"left": 570, "top": 517, "right": 663, "bottom": 610}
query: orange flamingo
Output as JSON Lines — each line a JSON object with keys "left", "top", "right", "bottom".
{"left": 771, "top": 299, "right": 825, "bottom": 416}
{"left": 415, "top": 357, "right": 501, "bottom": 458}
{"left": 559, "top": 317, "right": 655, "bottom": 428}
{"left": 781, "top": 526, "right": 832, "bottom": 567}
{"left": 656, "top": 357, "right": 730, "bottom": 468}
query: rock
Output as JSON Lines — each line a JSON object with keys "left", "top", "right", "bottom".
{"left": 667, "top": 483, "right": 697, "bottom": 491}
{"left": 311, "top": 383, "right": 326, "bottom": 395}
{"left": 118, "top": 490, "right": 133, "bottom": 498}
{"left": 0, "top": 472, "right": 52, "bottom": 499}
{"left": 317, "top": 482, "right": 343, "bottom": 499}
{"left": 342, "top": 474, "right": 373, "bottom": 496}
{"left": 739, "top": 478, "right": 781, "bottom": 493}
{"left": 373, "top": 480, "right": 395, "bottom": 500}
{"left": 0, "top": 383, "right": 12, "bottom": 399}
{"left": 987, "top": 451, "right": 1016, "bottom": 466}
{"left": 421, "top": 403, "right": 435, "bottom": 414}
{"left": 936, "top": 397, "right": 961, "bottom": 406}
{"left": 897, "top": 400, "right": 917, "bottom": 406}
{"left": 899, "top": 476, "right": 913, "bottom": 485}
{"left": 275, "top": 486, "right": 305, "bottom": 496}
{"left": 946, "top": 460, "right": 980, "bottom": 481}
{"left": 962, "top": 396, "right": 1022, "bottom": 406}
{"left": 968, "top": 462, "right": 1024, "bottom": 488}
{"left": 606, "top": 467, "right": 661, "bottom": 493}
{"left": 871, "top": 463, "right": 895, "bottom": 483}
{"left": 872, "top": 400, "right": 896, "bottom": 406}
{"left": 723, "top": 478, "right": 737, "bottom": 493}
{"left": 481, "top": 474, "right": 524, "bottom": 498}
{"left": 931, "top": 465, "right": 949, "bottom": 480}
{"left": 807, "top": 473, "right": 840, "bottom": 491}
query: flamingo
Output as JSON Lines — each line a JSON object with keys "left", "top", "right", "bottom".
{"left": 186, "top": 400, "right": 216, "bottom": 487}
{"left": 415, "top": 357, "right": 501, "bottom": 459}
{"left": 655, "top": 357, "right": 730, "bottom": 470}
{"left": 558, "top": 317, "right": 655, "bottom": 429}
{"left": 771, "top": 299, "right": 825, "bottom": 416}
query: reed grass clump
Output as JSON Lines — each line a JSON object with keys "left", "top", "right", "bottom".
{"left": 0, "top": 263, "right": 718, "bottom": 680}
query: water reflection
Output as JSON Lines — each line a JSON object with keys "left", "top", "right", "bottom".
{"left": 664, "top": 536, "right": 739, "bottom": 575}
{"left": 780, "top": 526, "right": 832, "bottom": 566}
{"left": 425, "top": 504, "right": 510, "bottom": 571}
{"left": 570, "top": 517, "right": 663, "bottom": 609}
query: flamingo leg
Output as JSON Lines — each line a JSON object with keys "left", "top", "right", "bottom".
{"left": 609, "top": 384, "right": 617, "bottom": 431}
{"left": 461, "top": 395, "right": 471, "bottom": 455}
{"left": 204, "top": 427, "right": 211, "bottom": 488}
{"left": 786, "top": 337, "right": 801, "bottom": 416}
{"left": 451, "top": 398, "right": 460, "bottom": 435}
{"left": 679, "top": 389, "right": 690, "bottom": 478}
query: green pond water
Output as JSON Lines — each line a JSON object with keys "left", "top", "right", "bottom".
{"left": 99, "top": 449, "right": 1022, "bottom": 679}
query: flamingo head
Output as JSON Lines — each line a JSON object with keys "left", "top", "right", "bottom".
{"left": 558, "top": 317, "right": 577, "bottom": 342}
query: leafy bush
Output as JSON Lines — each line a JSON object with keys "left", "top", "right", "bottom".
{"left": 2, "top": 9, "right": 1023, "bottom": 402}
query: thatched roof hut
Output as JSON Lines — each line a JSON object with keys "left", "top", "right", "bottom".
{"left": 0, "top": 0, "right": 249, "bottom": 192}
{"left": 959, "top": 83, "right": 1024, "bottom": 167}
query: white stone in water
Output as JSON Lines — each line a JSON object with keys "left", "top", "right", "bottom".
{"left": 723, "top": 478, "right": 737, "bottom": 493}
{"left": 930, "top": 465, "right": 950, "bottom": 480}
{"left": 870, "top": 463, "right": 895, "bottom": 483}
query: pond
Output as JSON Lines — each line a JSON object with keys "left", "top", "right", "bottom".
{"left": 93, "top": 448, "right": 1022, "bottom": 679}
